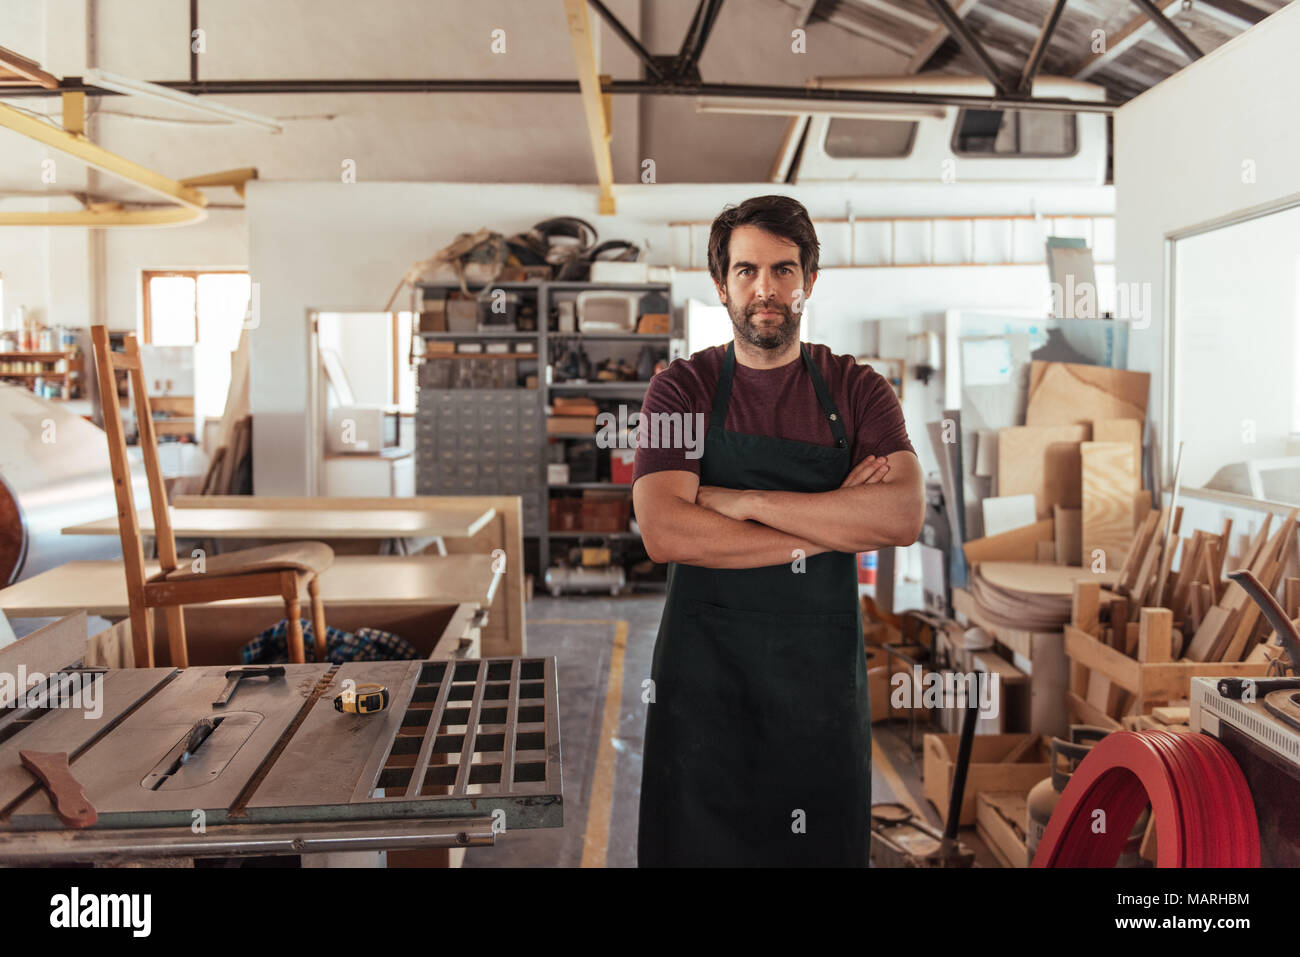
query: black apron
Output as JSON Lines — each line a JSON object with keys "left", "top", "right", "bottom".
{"left": 637, "top": 341, "right": 871, "bottom": 867}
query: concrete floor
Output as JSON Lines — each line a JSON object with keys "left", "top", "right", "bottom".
{"left": 464, "top": 591, "right": 1001, "bottom": 868}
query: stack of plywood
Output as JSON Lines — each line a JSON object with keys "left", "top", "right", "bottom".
{"left": 965, "top": 361, "right": 1150, "bottom": 570}
{"left": 965, "top": 561, "right": 1120, "bottom": 632}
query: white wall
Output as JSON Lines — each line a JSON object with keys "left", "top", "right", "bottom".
{"left": 1115, "top": 0, "right": 1300, "bottom": 494}
{"left": 1113, "top": 0, "right": 1300, "bottom": 588}
{"left": 247, "top": 179, "right": 1112, "bottom": 494}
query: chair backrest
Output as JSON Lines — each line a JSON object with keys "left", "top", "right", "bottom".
{"left": 89, "top": 326, "right": 182, "bottom": 580}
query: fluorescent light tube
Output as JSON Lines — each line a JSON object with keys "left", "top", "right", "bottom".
{"left": 84, "top": 68, "right": 283, "bottom": 134}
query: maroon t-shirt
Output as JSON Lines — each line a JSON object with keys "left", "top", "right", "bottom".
{"left": 632, "top": 341, "right": 915, "bottom": 483}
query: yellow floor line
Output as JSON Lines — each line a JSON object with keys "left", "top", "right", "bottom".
{"left": 872, "top": 736, "right": 925, "bottom": 820}
{"left": 579, "top": 620, "right": 628, "bottom": 868}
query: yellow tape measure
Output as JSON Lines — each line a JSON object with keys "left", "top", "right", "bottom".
{"left": 333, "top": 682, "right": 389, "bottom": 715}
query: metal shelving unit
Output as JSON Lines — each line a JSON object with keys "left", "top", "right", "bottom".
{"left": 412, "top": 278, "right": 682, "bottom": 592}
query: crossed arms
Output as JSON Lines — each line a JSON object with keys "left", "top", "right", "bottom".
{"left": 633, "top": 450, "right": 926, "bottom": 570}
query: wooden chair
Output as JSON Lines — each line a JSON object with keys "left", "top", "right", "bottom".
{"left": 90, "top": 325, "right": 333, "bottom": 668}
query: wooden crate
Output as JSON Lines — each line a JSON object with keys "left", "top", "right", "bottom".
{"left": 1065, "top": 580, "right": 1267, "bottom": 729}
{"left": 923, "top": 733, "right": 1049, "bottom": 827}
{"left": 976, "top": 791, "right": 1029, "bottom": 868}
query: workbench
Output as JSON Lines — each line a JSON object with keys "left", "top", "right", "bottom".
{"left": 57, "top": 495, "right": 527, "bottom": 657}
{"left": 63, "top": 503, "right": 495, "bottom": 547}
{"left": 0, "top": 555, "right": 500, "bottom": 667}
{"left": 0, "top": 616, "right": 563, "bottom": 865}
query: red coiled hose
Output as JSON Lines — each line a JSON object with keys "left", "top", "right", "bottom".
{"left": 1032, "top": 730, "right": 1259, "bottom": 867}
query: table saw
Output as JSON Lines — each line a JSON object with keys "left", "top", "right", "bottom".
{"left": 0, "top": 625, "right": 563, "bottom": 864}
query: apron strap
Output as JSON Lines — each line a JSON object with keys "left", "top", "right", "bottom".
{"left": 801, "top": 344, "right": 850, "bottom": 450}
{"left": 710, "top": 341, "right": 737, "bottom": 427}
{"left": 713, "top": 341, "right": 851, "bottom": 450}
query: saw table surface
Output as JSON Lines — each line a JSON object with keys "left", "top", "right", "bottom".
{"left": 0, "top": 654, "right": 562, "bottom": 862}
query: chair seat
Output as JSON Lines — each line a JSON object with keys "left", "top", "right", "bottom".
{"left": 161, "top": 541, "right": 335, "bottom": 582}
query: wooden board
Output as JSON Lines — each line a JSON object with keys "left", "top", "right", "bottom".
{"left": 1093, "top": 419, "right": 1143, "bottom": 486}
{"left": 64, "top": 505, "right": 497, "bottom": 541}
{"left": 1184, "top": 605, "right": 1234, "bottom": 662}
{"left": 1080, "top": 441, "right": 1138, "bottom": 571}
{"left": 171, "top": 494, "right": 527, "bottom": 659}
{"left": 963, "top": 519, "right": 1054, "bottom": 564}
{"left": 1025, "top": 362, "right": 1150, "bottom": 428}
{"left": 996, "top": 425, "right": 1090, "bottom": 519}
{"left": 977, "top": 561, "right": 1120, "bottom": 596}
{"left": 0, "top": 555, "right": 501, "bottom": 619}
{"left": 1054, "top": 506, "right": 1081, "bottom": 566}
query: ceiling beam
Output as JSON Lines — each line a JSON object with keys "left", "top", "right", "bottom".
{"left": 1, "top": 74, "right": 1113, "bottom": 111}
{"left": 0, "top": 101, "right": 208, "bottom": 226}
{"left": 1128, "top": 0, "right": 1204, "bottom": 59}
{"left": 178, "top": 166, "right": 258, "bottom": 199}
{"left": 1073, "top": 0, "right": 1183, "bottom": 79}
{"left": 920, "top": 0, "right": 1012, "bottom": 93}
{"left": 846, "top": 0, "right": 938, "bottom": 32}
{"left": 906, "top": 0, "right": 980, "bottom": 71}
{"left": 563, "top": 0, "right": 616, "bottom": 215}
{"left": 811, "top": 2, "right": 919, "bottom": 55}
{"left": 587, "top": 0, "right": 665, "bottom": 81}
{"left": 1191, "top": 0, "right": 1264, "bottom": 31}
{"left": 0, "top": 45, "right": 60, "bottom": 89}
{"left": 1019, "top": 0, "right": 1070, "bottom": 92}
{"left": 679, "top": 0, "right": 725, "bottom": 78}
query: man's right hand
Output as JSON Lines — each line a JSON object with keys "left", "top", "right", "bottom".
{"left": 840, "top": 454, "right": 891, "bottom": 488}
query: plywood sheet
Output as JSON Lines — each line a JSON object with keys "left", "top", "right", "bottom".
{"left": 963, "top": 519, "right": 1054, "bottom": 564}
{"left": 996, "top": 425, "right": 1090, "bottom": 519}
{"left": 1094, "top": 419, "right": 1142, "bottom": 484}
{"left": 1026, "top": 362, "right": 1149, "bottom": 428}
{"left": 977, "top": 561, "right": 1119, "bottom": 596}
{"left": 1081, "top": 441, "right": 1138, "bottom": 571}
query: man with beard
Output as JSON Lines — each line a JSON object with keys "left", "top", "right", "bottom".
{"left": 633, "top": 194, "right": 925, "bottom": 867}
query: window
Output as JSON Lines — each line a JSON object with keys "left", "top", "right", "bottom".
{"left": 823, "top": 118, "right": 917, "bottom": 158}
{"left": 141, "top": 270, "right": 251, "bottom": 417}
{"left": 1169, "top": 202, "right": 1300, "bottom": 506}
{"left": 952, "top": 109, "right": 1076, "bottom": 157}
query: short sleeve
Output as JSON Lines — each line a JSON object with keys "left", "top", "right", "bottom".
{"left": 854, "top": 368, "right": 915, "bottom": 460}
{"left": 631, "top": 367, "right": 705, "bottom": 483}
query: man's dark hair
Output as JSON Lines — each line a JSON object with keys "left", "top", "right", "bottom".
{"left": 707, "top": 195, "right": 820, "bottom": 287}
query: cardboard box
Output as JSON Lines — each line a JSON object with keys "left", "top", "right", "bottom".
{"left": 922, "top": 733, "right": 1050, "bottom": 827}
{"left": 636, "top": 313, "right": 671, "bottom": 334}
